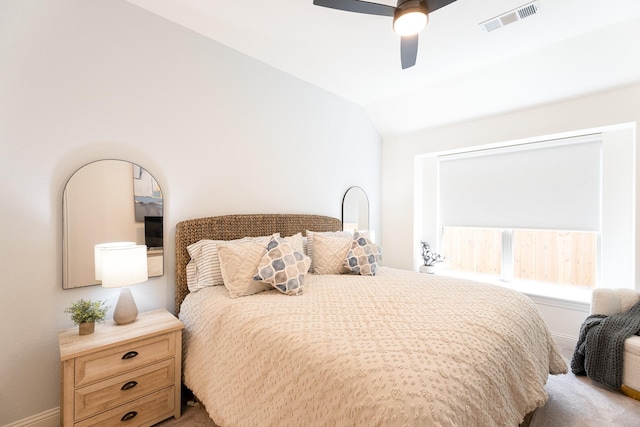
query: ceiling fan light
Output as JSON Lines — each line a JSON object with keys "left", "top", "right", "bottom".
{"left": 393, "top": 2, "right": 428, "bottom": 36}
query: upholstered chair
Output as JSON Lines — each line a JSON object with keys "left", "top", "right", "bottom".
{"left": 591, "top": 288, "right": 640, "bottom": 399}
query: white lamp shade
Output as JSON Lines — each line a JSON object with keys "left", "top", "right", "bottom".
{"left": 94, "top": 242, "right": 136, "bottom": 280}
{"left": 97, "top": 244, "right": 148, "bottom": 288}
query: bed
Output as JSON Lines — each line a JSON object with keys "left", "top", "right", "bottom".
{"left": 175, "top": 214, "right": 567, "bottom": 427}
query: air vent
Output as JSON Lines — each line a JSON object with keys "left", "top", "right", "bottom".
{"left": 480, "top": 1, "right": 540, "bottom": 33}
{"left": 518, "top": 3, "right": 538, "bottom": 19}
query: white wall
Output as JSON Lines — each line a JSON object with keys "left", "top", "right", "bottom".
{"left": 382, "top": 84, "right": 640, "bottom": 344}
{"left": 0, "top": 0, "right": 381, "bottom": 424}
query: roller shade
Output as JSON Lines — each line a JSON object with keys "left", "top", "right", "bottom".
{"left": 438, "top": 135, "right": 602, "bottom": 231}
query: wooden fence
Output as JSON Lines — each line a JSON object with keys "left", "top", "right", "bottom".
{"left": 442, "top": 227, "right": 596, "bottom": 288}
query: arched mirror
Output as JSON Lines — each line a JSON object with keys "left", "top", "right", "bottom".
{"left": 342, "top": 186, "right": 369, "bottom": 233}
{"left": 62, "top": 160, "right": 164, "bottom": 289}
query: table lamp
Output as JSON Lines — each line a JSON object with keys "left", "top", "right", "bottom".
{"left": 95, "top": 242, "right": 148, "bottom": 325}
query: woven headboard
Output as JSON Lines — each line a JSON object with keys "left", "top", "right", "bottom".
{"left": 175, "top": 214, "right": 342, "bottom": 313}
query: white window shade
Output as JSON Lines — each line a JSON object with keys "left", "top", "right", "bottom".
{"left": 438, "top": 135, "right": 602, "bottom": 231}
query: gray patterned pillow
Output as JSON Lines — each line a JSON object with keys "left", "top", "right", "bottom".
{"left": 343, "top": 231, "right": 381, "bottom": 276}
{"left": 253, "top": 236, "right": 311, "bottom": 295}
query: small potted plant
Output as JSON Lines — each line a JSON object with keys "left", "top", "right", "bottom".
{"left": 419, "top": 241, "right": 444, "bottom": 274}
{"left": 64, "top": 299, "right": 109, "bottom": 335}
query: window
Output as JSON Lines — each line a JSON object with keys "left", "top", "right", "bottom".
{"left": 437, "top": 135, "right": 602, "bottom": 292}
{"left": 417, "top": 126, "right": 635, "bottom": 299}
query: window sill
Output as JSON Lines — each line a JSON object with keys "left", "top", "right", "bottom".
{"left": 438, "top": 270, "right": 592, "bottom": 304}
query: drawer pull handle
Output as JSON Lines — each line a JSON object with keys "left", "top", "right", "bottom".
{"left": 122, "top": 351, "right": 139, "bottom": 360}
{"left": 121, "top": 381, "right": 138, "bottom": 391}
{"left": 121, "top": 411, "right": 137, "bottom": 422}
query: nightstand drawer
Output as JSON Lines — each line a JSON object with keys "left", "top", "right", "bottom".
{"left": 75, "top": 333, "right": 176, "bottom": 387}
{"left": 75, "top": 358, "right": 175, "bottom": 420}
{"left": 74, "top": 386, "right": 175, "bottom": 427}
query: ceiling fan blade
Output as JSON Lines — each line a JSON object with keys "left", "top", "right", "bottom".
{"left": 313, "top": 0, "right": 395, "bottom": 17}
{"left": 400, "top": 34, "right": 418, "bottom": 69}
{"left": 425, "top": 0, "right": 457, "bottom": 13}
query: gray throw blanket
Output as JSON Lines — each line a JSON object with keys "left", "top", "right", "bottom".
{"left": 571, "top": 300, "right": 640, "bottom": 389}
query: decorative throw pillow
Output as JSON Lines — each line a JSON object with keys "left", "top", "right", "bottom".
{"left": 217, "top": 239, "right": 274, "bottom": 298}
{"left": 312, "top": 233, "right": 352, "bottom": 275}
{"left": 187, "top": 238, "right": 243, "bottom": 287}
{"left": 187, "top": 235, "right": 274, "bottom": 291}
{"left": 306, "top": 230, "right": 352, "bottom": 273}
{"left": 253, "top": 236, "right": 311, "bottom": 295}
{"left": 343, "top": 231, "right": 381, "bottom": 276}
{"left": 283, "top": 232, "right": 305, "bottom": 254}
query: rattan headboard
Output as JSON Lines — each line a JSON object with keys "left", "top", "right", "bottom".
{"left": 175, "top": 214, "right": 342, "bottom": 313}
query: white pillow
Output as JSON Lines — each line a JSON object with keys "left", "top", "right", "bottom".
{"left": 186, "top": 235, "right": 274, "bottom": 292}
{"left": 283, "top": 232, "right": 305, "bottom": 254}
{"left": 306, "top": 230, "right": 351, "bottom": 273}
{"left": 312, "top": 233, "right": 352, "bottom": 275}
{"left": 217, "top": 239, "right": 273, "bottom": 298}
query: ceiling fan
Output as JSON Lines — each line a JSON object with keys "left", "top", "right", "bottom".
{"left": 313, "top": 0, "right": 458, "bottom": 69}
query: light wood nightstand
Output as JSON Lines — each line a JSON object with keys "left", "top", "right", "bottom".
{"left": 58, "top": 309, "right": 184, "bottom": 427}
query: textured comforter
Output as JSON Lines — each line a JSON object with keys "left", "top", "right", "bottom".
{"left": 180, "top": 267, "right": 567, "bottom": 427}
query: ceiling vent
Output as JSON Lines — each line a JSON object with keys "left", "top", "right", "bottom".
{"left": 480, "top": 1, "right": 540, "bottom": 33}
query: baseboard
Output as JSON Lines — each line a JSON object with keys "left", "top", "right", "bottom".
{"left": 552, "top": 331, "right": 578, "bottom": 351}
{"left": 526, "top": 292, "right": 590, "bottom": 312}
{"left": 2, "top": 408, "right": 59, "bottom": 427}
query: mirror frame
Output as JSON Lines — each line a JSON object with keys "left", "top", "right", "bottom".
{"left": 62, "top": 159, "right": 164, "bottom": 289}
{"left": 341, "top": 186, "right": 370, "bottom": 233}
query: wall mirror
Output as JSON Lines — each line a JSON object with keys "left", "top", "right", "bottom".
{"left": 63, "top": 160, "right": 164, "bottom": 289}
{"left": 342, "top": 186, "right": 369, "bottom": 234}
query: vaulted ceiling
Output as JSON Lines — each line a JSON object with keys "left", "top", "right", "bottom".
{"left": 125, "top": 0, "right": 640, "bottom": 136}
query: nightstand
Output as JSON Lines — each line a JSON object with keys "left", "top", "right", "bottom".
{"left": 58, "top": 309, "right": 184, "bottom": 427}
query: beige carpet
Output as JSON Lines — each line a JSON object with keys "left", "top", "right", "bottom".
{"left": 528, "top": 346, "right": 640, "bottom": 427}
{"left": 158, "top": 348, "right": 640, "bottom": 426}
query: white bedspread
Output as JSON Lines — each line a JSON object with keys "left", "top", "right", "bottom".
{"left": 180, "top": 267, "right": 567, "bottom": 427}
